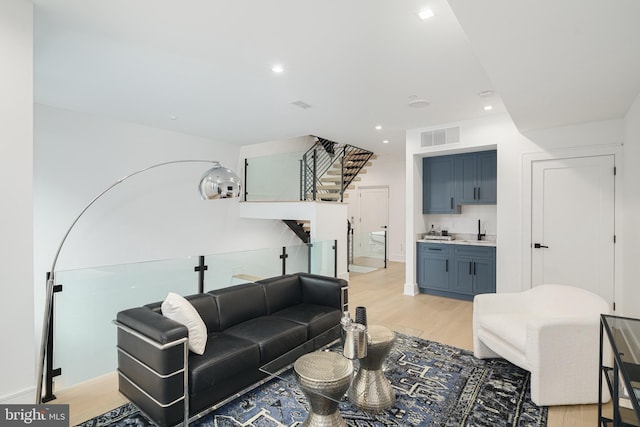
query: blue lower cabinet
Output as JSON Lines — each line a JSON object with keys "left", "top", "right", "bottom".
{"left": 453, "top": 256, "right": 474, "bottom": 294}
{"left": 472, "top": 257, "right": 496, "bottom": 295}
{"left": 417, "top": 242, "right": 495, "bottom": 301}
{"left": 417, "top": 243, "right": 452, "bottom": 290}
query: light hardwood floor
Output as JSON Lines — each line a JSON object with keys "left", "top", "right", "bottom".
{"left": 54, "top": 261, "right": 601, "bottom": 426}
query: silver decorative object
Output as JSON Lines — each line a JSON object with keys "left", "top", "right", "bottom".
{"left": 342, "top": 323, "right": 367, "bottom": 360}
{"left": 348, "top": 324, "right": 396, "bottom": 413}
{"left": 294, "top": 351, "right": 353, "bottom": 427}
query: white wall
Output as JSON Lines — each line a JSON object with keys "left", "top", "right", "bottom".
{"left": 0, "top": 0, "right": 35, "bottom": 404}
{"left": 623, "top": 93, "right": 640, "bottom": 318}
{"left": 344, "top": 155, "right": 406, "bottom": 262}
{"left": 406, "top": 113, "right": 627, "bottom": 307}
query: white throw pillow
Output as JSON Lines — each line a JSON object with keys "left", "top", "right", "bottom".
{"left": 161, "top": 292, "right": 207, "bottom": 355}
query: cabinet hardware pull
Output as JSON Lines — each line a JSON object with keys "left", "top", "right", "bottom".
{"left": 450, "top": 197, "right": 454, "bottom": 210}
{"left": 473, "top": 262, "right": 477, "bottom": 275}
{"left": 474, "top": 187, "right": 477, "bottom": 200}
{"left": 428, "top": 248, "right": 442, "bottom": 251}
{"left": 446, "top": 259, "right": 448, "bottom": 272}
{"left": 477, "top": 187, "right": 480, "bottom": 200}
{"left": 469, "top": 261, "right": 472, "bottom": 275}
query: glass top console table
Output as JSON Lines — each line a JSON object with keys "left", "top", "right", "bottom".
{"left": 600, "top": 314, "right": 640, "bottom": 426}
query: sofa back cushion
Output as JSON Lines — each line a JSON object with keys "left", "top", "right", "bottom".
{"left": 299, "top": 272, "right": 345, "bottom": 308}
{"left": 145, "top": 293, "right": 221, "bottom": 333}
{"left": 529, "top": 284, "right": 609, "bottom": 318}
{"left": 259, "top": 275, "right": 303, "bottom": 314}
{"left": 210, "top": 283, "right": 267, "bottom": 330}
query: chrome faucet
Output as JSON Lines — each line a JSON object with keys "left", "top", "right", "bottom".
{"left": 477, "top": 219, "right": 486, "bottom": 241}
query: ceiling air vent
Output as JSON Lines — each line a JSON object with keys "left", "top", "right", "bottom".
{"left": 291, "top": 100, "right": 312, "bottom": 109}
{"left": 420, "top": 126, "right": 460, "bottom": 147}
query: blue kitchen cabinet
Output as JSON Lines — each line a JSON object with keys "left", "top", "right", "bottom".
{"left": 453, "top": 245, "right": 496, "bottom": 298}
{"left": 418, "top": 242, "right": 495, "bottom": 301}
{"left": 423, "top": 156, "right": 459, "bottom": 214}
{"left": 453, "top": 255, "right": 474, "bottom": 294}
{"left": 455, "top": 150, "right": 497, "bottom": 205}
{"left": 417, "top": 243, "right": 452, "bottom": 291}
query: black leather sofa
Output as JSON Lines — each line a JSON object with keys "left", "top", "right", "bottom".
{"left": 114, "top": 272, "right": 348, "bottom": 427}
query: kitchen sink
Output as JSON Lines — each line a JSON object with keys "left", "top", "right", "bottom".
{"left": 462, "top": 240, "right": 494, "bottom": 244}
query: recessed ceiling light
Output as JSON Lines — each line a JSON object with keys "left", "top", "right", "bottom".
{"left": 418, "top": 9, "right": 434, "bottom": 20}
{"left": 408, "top": 99, "right": 430, "bottom": 108}
{"left": 169, "top": 115, "right": 177, "bottom": 120}
{"left": 383, "top": 140, "right": 390, "bottom": 144}
{"left": 478, "top": 90, "right": 494, "bottom": 98}
{"left": 375, "top": 125, "right": 382, "bottom": 130}
{"left": 483, "top": 105, "right": 493, "bottom": 111}
{"left": 272, "top": 64, "right": 284, "bottom": 73}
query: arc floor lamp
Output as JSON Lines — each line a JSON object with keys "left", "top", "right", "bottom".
{"left": 35, "top": 159, "right": 243, "bottom": 404}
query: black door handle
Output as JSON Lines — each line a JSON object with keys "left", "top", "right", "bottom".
{"left": 446, "top": 259, "right": 449, "bottom": 272}
{"left": 533, "top": 243, "right": 549, "bottom": 249}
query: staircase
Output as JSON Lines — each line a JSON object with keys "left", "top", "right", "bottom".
{"left": 283, "top": 219, "right": 311, "bottom": 243}
{"left": 284, "top": 137, "right": 374, "bottom": 243}
{"left": 300, "top": 137, "right": 375, "bottom": 202}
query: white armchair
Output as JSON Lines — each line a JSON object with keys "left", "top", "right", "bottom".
{"left": 473, "top": 284, "right": 611, "bottom": 406}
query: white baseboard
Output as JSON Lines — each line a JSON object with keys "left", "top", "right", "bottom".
{"left": 388, "top": 253, "right": 405, "bottom": 263}
{"left": 0, "top": 386, "right": 35, "bottom": 404}
{"left": 404, "top": 282, "right": 419, "bottom": 296}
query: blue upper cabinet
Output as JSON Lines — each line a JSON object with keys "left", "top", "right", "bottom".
{"left": 455, "top": 150, "right": 497, "bottom": 205}
{"left": 423, "top": 156, "right": 459, "bottom": 214}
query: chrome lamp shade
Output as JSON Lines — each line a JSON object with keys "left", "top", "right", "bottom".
{"left": 199, "top": 163, "right": 242, "bottom": 200}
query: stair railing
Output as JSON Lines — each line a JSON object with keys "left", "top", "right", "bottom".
{"left": 300, "top": 137, "right": 374, "bottom": 202}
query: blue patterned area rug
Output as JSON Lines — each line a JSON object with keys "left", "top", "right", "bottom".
{"left": 78, "top": 334, "right": 547, "bottom": 427}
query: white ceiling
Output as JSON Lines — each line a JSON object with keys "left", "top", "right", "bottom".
{"left": 33, "top": 0, "right": 640, "bottom": 159}
{"left": 449, "top": 0, "right": 640, "bottom": 133}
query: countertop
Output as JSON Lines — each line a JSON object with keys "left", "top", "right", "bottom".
{"left": 417, "top": 238, "right": 496, "bottom": 247}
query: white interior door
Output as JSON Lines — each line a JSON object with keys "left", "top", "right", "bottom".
{"left": 355, "top": 187, "right": 389, "bottom": 262}
{"left": 531, "top": 155, "right": 615, "bottom": 305}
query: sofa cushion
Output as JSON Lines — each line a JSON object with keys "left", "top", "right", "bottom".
{"left": 272, "top": 304, "right": 341, "bottom": 338}
{"left": 259, "top": 275, "right": 303, "bottom": 314}
{"left": 224, "top": 317, "right": 307, "bottom": 362}
{"left": 146, "top": 293, "right": 221, "bottom": 333}
{"left": 161, "top": 293, "right": 208, "bottom": 355}
{"left": 189, "top": 333, "right": 260, "bottom": 394}
{"left": 210, "top": 283, "right": 267, "bottom": 330}
{"left": 479, "top": 313, "right": 528, "bottom": 353}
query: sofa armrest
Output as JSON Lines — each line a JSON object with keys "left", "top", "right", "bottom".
{"left": 115, "top": 307, "right": 188, "bottom": 427}
{"left": 117, "top": 307, "right": 188, "bottom": 345}
{"left": 526, "top": 316, "right": 602, "bottom": 366}
{"left": 525, "top": 315, "right": 609, "bottom": 404}
{"left": 116, "top": 307, "right": 189, "bottom": 379}
{"left": 297, "top": 272, "right": 347, "bottom": 310}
